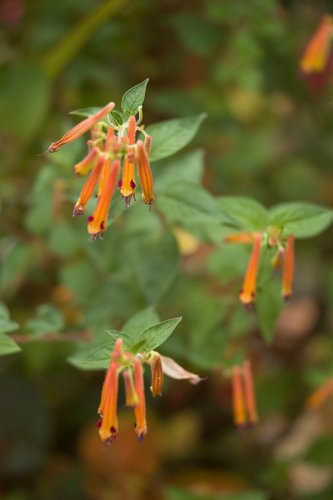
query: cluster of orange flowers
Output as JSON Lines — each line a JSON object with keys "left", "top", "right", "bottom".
{"left": 225, "top": 231, "right": 294, "bottom": 306}
{"left": 48, "top": 102, "right": 154, "bottom": 239}
{"left": 97, "top": 338, "right": 201, "bottom": 443}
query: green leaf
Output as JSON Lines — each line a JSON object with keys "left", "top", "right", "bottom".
{"left": 25, "top": 304, "right": 64, "bottom": 336}
{"left": 157, "top": 182, "right": 229, "bottom": 225}
{"left": 269, "top": 202, "right": 333, "bottom": 238}
{"left": 133, "top": 317, "right": 182, "bottom": 352}
{"left": 256, "top": 274, "right": 283, "bottom": 344}
{"left": 0, "top": 334, "right": 21, "bottom": 356}
{"left": 76, "top": 331, "right": 125, "bottom": 369}
{"left": 126, "top": 230, "right": 180, "bottom": 304}
{"left": 70, "top": 107, "right": 123, "bottom": 126}
{"left": 110, "top": 109, "right": 123, "bottom": 126}
{"left": 147, "top": 114, "right": 207, "bottom": 162}
{"left": 155, "top": 149, "right": 204, "bottom": 190}
{"left": 0, "top": 62, "right": 50, "bottom": 142}
{"left": 122, "top": 307, "right": 160, "bottom": 339}
{"left": 218, "top": 196, "right": 269, "bottom": 231}
{"left": 305, "top": 435, "right": 333, "bottom": 465}
{"left": 121, "top": 79, "right": 149, "bottom": 116}
{"left": 69, "top": 106, "right": 103, "bottom": 118}
{"left": 0, "top": 303, "right": 19, "bottom": 334}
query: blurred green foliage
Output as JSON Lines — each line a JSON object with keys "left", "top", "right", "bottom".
{"left": 2, "top": 0, "right": 333, "bottom": 498}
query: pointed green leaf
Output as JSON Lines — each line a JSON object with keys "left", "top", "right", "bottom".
{"left": 269, "top": 202, "right": 333, "bottom": 238}
{"left": 147, "top": 114, "right": 207, "bottom": 162}
{"left": 133, "top": 317, "right": 182, "bottom": 352}
{"left": 122, "top": 307, "right": 160, "bottom": 339}
{"left": 121, "top": 79, "right": 149, "bottom": 116}
{"left": 218, "top": 196, "right": 269, "bottom": 231}
{"left": 72, "top": 330, "right": 123, "bottom": 370}
{"left": 0, "top": 334, "right": 21, "bottom": 356}
{"left": 158, "top": 182, "right": 230, "bottom": 224}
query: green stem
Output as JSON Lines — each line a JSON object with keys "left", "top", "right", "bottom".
{"left": 41, "top": 0, "right": 130, "bottom": 80}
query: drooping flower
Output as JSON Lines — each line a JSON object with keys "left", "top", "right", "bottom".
{"left": 119, "top": 115, "right": 137, "bottom": 207}
{"left": 48, "top": 102, "right": 115, "bottom": 153}
{"left": 299, "top": 15, "right": 333, "bottom": 91}
{"left": 239, "top": 233, "right": 262, "bottom": 306}
{"left": 133, "top": 358, "right": 147, "bottom": 442}
{"left": 136, "top": 140, "right": 155, "bottom": 206}
{"left": 224, "top": 230, "right": 295, "bottom": 305}
{"left": 282, "top": 235, "right": 295, "bottom": 300}
{"left": 87, "top": 159, "right": 120, "bottom": 239}
{"left": 98, "top": 357, "right": 120, "bottom": 444}
{"left": 72, "top": 155, "right": 105, "bottom": 216}
{"left": 96, "top": 338, "right": 202, "bottom": 444}
{"left": 306, "top": 374, "right": 333, "bottom": 410}
{"left": 231, "top": 360, "right": 258, "bottom": 427}
{"left": 148, "top": 352, "right": 164, "bottom": 397}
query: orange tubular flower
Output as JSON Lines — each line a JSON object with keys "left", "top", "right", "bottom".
{"left": 48, "top": 102, "right": 115, "bottom": 153}
{"left": 134, "top": 358, "right": 147, "bottom": 442}
{"left": 149, "top": 353, "right": 164, "bottom": 397}
{"left": 232, "top": 365, "right": 246, "bottom": 427}
{"left": 98, "top": 360, "right": 119, "bottom": 444}
{"left": 282, "top": 235, "right": 294, "bottom": 300}
{"left": 119, "top": 116, "right": 137, "bottom": 206}
{"left": 306, "top": 375, "right": 333, "bottom": 410}
{"left": 239, "top": 233, "right": 262, "bottom": 306}
{"left": 136, "top": 140, "right": 155, "bottom": 206}
{"left": 231, "top": 361, "right": 258, "bottom": 427}
{"left": 300, "top": 16, "right": 333, "bottom": 91}
{"left": 74, "top": 147, "right": 100, "bottom": 176}
{"left": 123, "top": 369, "right": 138, "bottom": 408}
{"left": 88, "top": 159, "right": 120, "bottom": 238}
{"left": 243, "top": 360, "right": 258, "bottom": 424}
{"left": 144, "top": 135, "right": 152, "bottom": 155}
{"left": 72, "top": 155, "right": 105, "bottom": 216}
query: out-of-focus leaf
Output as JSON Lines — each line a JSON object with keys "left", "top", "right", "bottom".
{"left": 305, "top": 435, "right": 333, "bottom": 466}
{"left": 0, "top": 334, "right": 21, "bottom": 356}
{"left": 0, "top": 303, "right": 19, "bottom": 334}
{"left": 0, "top": 62, "right": 50, "bottom": 142}
{"left": 126, "top": 230, "right": 180, "bottom": 304}
{"left": 218, "top": 196, "right": 269, "bottom": 231}
{"left": 170, "top": 12, "right": 221, "bottom": 57}
{"left": 48, "top": 221, "right": 83, "bottom": 258}
{"left": 121, "top": 78, "right": 149, "bottom": 116}
{"left": 256, "top": 251, "right": 283, "bottom": 343}
{"left": 155, "top": 149, "right": 204, "bottom": 190}
{"left": 69, "top": 106, "right": 103, "bottom": 118}
{"left": 0, "top": 243, "right": 35, "bottom": 297}
{"left": 222, "top": 492, "right": 269, "bottom": 500}
{"left": 25, "top": 304, "right": 64, "bottom": 336}
{"left": 269, "top": 202, "right": 333, "bottom": 238}
{"left": 41, "top": 0, "right": 130, "bottom": 78}
{"left": 147, "top": 114, "right": 207, "bottom": 162}
{"left": 158, "top": 182, "right": 228, "bottom": 225}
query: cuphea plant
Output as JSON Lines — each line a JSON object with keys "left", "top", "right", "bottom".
{"left": 1, "top": 77, "right": 333, "bottom": 444}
